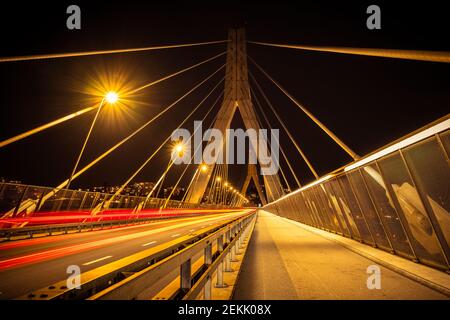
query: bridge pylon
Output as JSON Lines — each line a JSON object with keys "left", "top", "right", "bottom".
{"left": 185, "top": 28, "right": 284, "bottom": 204}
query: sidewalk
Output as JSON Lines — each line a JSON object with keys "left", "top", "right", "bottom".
{"left": 233, "top": 210, "right": 449, "bottom": 300}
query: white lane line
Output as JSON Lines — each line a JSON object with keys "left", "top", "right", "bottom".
{"left": 142, "top": 241, "right": 157, "bottom": 247}
{"left": 171, "top": 234, "right": 181, "bottom": 238}
{"left": 83, "top": 255, "right": 113, "bottom": 266}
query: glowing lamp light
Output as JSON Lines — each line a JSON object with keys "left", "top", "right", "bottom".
{"left": 105, "top": 91, "right": 119, "bottom": 104}
{"left": 174, "top": 144, "right": 184, "bottom": 153}
{"left": 201, "top": 164, "right": 208, "bottom": 172}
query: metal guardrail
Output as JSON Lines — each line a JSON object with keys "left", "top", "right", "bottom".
{"left": 181, "top": 215, "right": 255, "bottom": 300}
{"left": 20, "top": 210, "right": 256, "bottom": 300}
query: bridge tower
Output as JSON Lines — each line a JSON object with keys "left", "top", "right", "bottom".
{"left": 185, "top": 28, "right": 284, "bottom": 204}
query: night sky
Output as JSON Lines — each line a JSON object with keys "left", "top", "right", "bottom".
{"left": 0, "top": 1, "right": 449, "bottom": 192}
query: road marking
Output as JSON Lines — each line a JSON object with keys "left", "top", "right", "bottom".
{"left": 171, "top": 234, "right": 181, "bottom": 238}
{"left": 83, "top": 255, "right": 113, "bottom": 266}
{"left": 142, "top": 241, "right": 157, "bottom": 247}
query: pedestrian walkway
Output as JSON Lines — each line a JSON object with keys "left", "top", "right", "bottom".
{"left": 233, "top": 210, "right": 449, "bottom": 300}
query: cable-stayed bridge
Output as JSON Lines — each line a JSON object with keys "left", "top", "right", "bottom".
{"left": 0, "top": 28, "right": 449, "bottom": 300}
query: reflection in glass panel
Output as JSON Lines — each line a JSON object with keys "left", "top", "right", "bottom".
{"left": 361, "top": 164, "right": 413, "bottom": 257}
{"left": 301, "top": 193, "right": 319, "bottom": 227}
{"left": 296, "top": 193, "right": 313, "bottom": 225}
{"left": 440, "top": 131, "right": 450, "bottom": 158}
{"left": 330, "top": 179, "right": 361, "bottom": 239}
{"left": 379, "top": 152, "right": 447, "bottom": 267}
{"left": 0, "top": 184, "right": 30, "bottom": 214}
{"left": 288, "top": 197, "right": 298, "bottom": 221}
{"left": 286, "top": 198, "right": 296, "bottom": 221}
{"left": 304, "top": 189, "right": 325, "bottom": 229}
{"left": 315, "top": 185, "right": 342, "bottom": 233}
{"left": 403, "top": 136, "right": 450, "bottom": 251}
{"left": 338, "top": 176, "right": 373, "bottom": 244}
{"left": 348, "top": 170, "right": 391, "bottom": 249}
{"left": 323, "top": 182, "right": 350, "bottom": 236}
{"left": 67, "top": 191, "right": 85, "bottom": 210}
{"left": 312, "top": 186, "right": 337, "bottom": 232}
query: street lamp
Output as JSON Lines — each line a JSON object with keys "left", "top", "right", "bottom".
{"left": 157, "top": 143, "right": 184, "bottom": 199}
{"left": 105, "top": 91, "right": 119, "bottom": 104}
{"left": 174, "top": 143, "right": 184, "bottom": 153}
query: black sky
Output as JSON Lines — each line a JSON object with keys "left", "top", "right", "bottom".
{"left": 0, "top": 1, "right": 449, "bottom": 191}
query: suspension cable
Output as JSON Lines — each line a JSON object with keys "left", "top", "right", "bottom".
{"left": 106, "top": 77, "right": 225, "bottom": 205}
{"left": 141, "top": 90, "right": 223, "bottom": 210}
{"left": 249, "top": 91, "right": 291, "bottom": 191}
{"left": 0, "top": 52, "right": 225, "bottom": 148}
{"left": 248, "top": 41, "right": 450, "bottom": 64}
{"left": 0, "top": 103, "right": 97, "bottom": 148}
{"left": 126, "top": 51, "right": 226, "bottom": 95}
{"left": 253, "top": 118, "right": 290, "bottom": 199}
{"left": 251, "top": 87, "right": 299, "bottom": 190}
{"left": 51, "top": 64, "right": 225, "bottom": 191}
{"left": 249, "top": 71, "right": 319, "bottom": 179}
{"left": 0, "top": 40, "right": 228, "bottom": 63}
{"left": 248, "top": 55, "right": 359, "bottom": 160}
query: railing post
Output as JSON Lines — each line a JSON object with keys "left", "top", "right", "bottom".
{"left": 231, "top": 239, "right": 239, "bottom": 262}
{"left": 204, "top": 243, "right": 212, "bottom": 266}
{"left": 204, "top": 276, "right": 212, "bottom": 300}
{"left": 215, "top": 233, "right": 228, "bottom": 287}
{"left": 180, "top": 259, "right": 192, "bottom": 292}
{"left": 224, "top": 250, "right": 234, "bottom": 272}
{"left": 215, "top": 260, "right": 228, "bottom": 288}
{"left": 217, "top": 234, "right": 224, "bottom": 252}
{"left": 234, "top": 239, "right": 241, "bottom": 257}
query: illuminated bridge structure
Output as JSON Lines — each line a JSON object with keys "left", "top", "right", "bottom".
{"left": 0, "top": 29, "right": 449, "bottom": 300}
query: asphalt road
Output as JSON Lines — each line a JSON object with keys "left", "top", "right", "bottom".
{"left": 0, "top": 210, "right": 250, "bottom": 299}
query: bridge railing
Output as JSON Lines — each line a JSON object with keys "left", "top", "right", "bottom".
{"left": 264, "top": 116, "right": 450, "bottom": 272}
{"left": 0, "top": 182, "right": 225, "bottom": 217}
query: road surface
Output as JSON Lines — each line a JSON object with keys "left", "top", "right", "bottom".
{"left": 0, "top": 210, "right": 250, "bottom": 299}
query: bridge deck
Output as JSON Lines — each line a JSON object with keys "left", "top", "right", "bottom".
{"left": 233, "top": 210, "right": 449, "bottom": 300}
